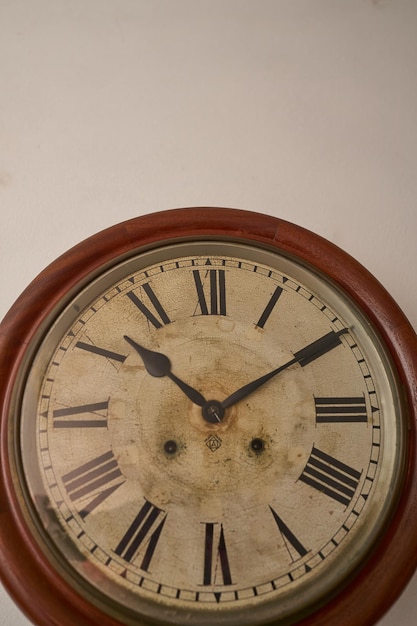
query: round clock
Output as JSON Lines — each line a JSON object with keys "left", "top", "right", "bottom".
{"left": 1, "top": 207, "right": 417, "bottom": 626}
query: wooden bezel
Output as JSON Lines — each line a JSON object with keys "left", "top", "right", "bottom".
{"left": 1, "top": 207, "right": 417, "bottom": 626}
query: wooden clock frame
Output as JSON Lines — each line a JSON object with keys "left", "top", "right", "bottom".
{"left": 1, "top": 207, "right": 417, "bottom": 625}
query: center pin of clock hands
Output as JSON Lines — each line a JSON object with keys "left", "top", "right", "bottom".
{"left": 124, "top": 329, "right": 348, "bottom": 423}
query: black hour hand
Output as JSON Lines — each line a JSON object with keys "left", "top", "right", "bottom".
{"left": 123, "top": 335, "right": 207, "bottom": 407}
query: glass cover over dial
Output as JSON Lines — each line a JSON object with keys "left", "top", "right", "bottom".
{"left": 18, "top": 241, "right": 404, "bottom": 626}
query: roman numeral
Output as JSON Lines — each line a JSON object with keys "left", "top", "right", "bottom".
{"left": 299, "top": 446, "right": 361, "bottom": 506}
{"left": 53, "top": 401, "right": 109, "bottom": 428}
{"left": 256, "top": 286, "right": 283, "bottom": 328}
{"left": 62, "top": 451, "right": 124, "bottom": 519}
{"left": 315, "top": 396, "right": 367, "bottom": 423}
{"left": 193, "top": 269, "right": 226, "bottom": 316}
{"left": 202, "top": 522, "right": 232, "bottom": 586}
{"left": 269, "top": 506, "right": 308, "bottom": 561}
{"left": 127, "top": 282, "right": 171, "bottom": 329}
{"left": 75, "top": 341, "right": 126, "bottom": 363}
{"left": 115, "top": 499, "right": 166, "bottom": 570}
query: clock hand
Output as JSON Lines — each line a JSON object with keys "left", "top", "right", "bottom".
{"left": 221, "top": 329, "right": 349, "bottom": 410}
{"left": 123, "top": 335, "right": 207, "bottom": 407}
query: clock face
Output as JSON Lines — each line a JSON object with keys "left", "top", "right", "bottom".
{"left": 17, "top": 239, "right": 404, "bottom": 626}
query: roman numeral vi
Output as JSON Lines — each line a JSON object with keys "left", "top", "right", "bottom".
{"left": 202, "top": 522, "right": 233, "bottom": 586}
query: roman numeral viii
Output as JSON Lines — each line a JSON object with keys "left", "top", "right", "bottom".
{"left": 115, "top": 499, "right": 166, "bottom": 571}
{"left": 299, "top": 446, "right": 361, "bottom": 507}
{"left": 193, "top": 269, "right": 226, "bottom": 316}
{"left": 127, "top": 282, "right": 171, "bottom": 329}
{"left": 62, "top": 451, "right": 124, "bottom": 519}
{"left": 315, "top": 396, "right": 367, "bottom": 423}
{"left": 202, "top": 522, "right": 232, "bottom": 586}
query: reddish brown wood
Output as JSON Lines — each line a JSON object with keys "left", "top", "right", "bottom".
{"left": 1, "top": 207, "right": 417, "bottom": 625}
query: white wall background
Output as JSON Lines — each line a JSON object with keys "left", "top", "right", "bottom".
{"left": 1, "top": 1, "right": 416, "bottom": 624}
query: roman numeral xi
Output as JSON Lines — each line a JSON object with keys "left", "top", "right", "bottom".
{"left": 127, "top": 282, "right": 171, "bottom": 329}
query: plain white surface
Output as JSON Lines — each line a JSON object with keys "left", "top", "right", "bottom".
{"left": 1, "top": 1, "right": 417, "bottom": 624}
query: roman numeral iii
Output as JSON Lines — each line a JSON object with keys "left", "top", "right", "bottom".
{"left": 314, "top": 396, "right": 367, "bottom": 423}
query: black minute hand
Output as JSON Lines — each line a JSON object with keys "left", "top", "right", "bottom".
{"left": 123, "top": 335, "right": 207, "bottom": 407}
{"left": 221, "top": 329, "right": 349, "bottom": 410}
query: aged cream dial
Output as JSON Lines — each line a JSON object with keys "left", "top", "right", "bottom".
{"left": 19, "top": 240, "right": 402, "bottom": 626}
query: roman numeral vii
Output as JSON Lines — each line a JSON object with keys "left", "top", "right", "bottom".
{"left": 115, "top": 499, "right": 167, "bottom": 571}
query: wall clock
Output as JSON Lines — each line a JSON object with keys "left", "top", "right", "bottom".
{"left": 1, "top": 207, "right": 417, "bottom": 626}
